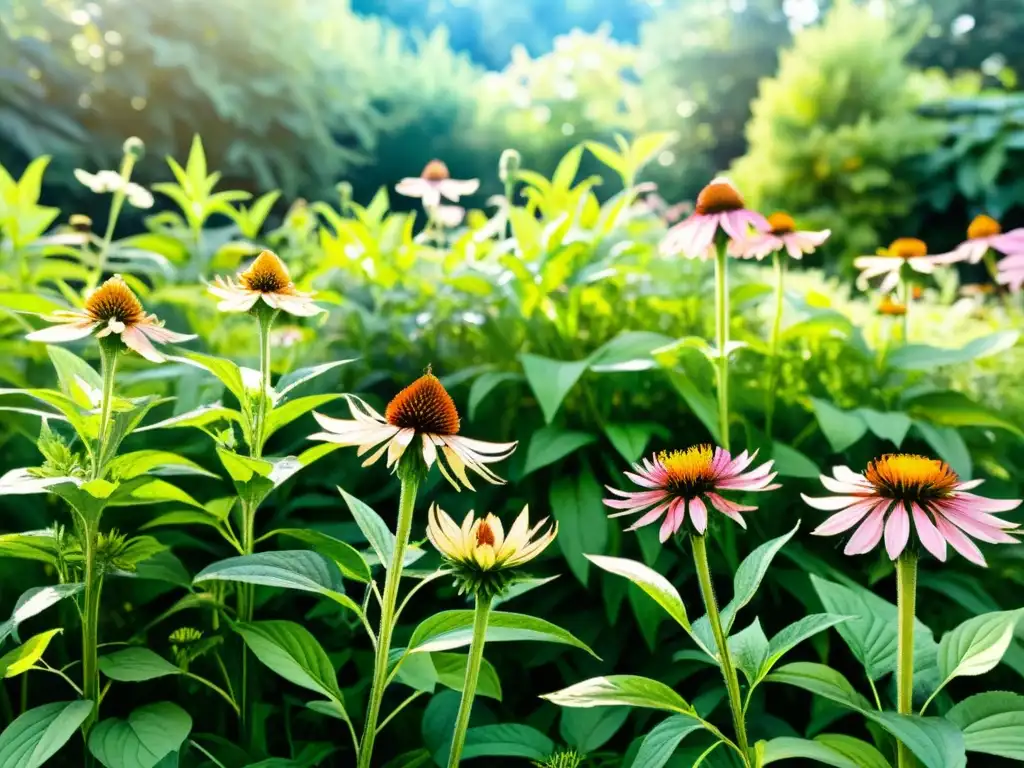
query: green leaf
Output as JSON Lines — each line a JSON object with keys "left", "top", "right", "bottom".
{"left": 99, "top": 648, "right": 180, "bottom": 682}
{"left": 519, "top": 353, "right": 590, "bottom": 423}
{"left": 0, "top": 583, "right": 84, "bottom": 646}
{"left": 0, "top": 630, "right": 61, "bottom": 677}
{"left": 869, "top": 712, "right": 965, "bottom": 768}
{"left": 0, "top": 700, "right": 94, "bottom": 768}
{"left": 906, "top": 391, "right": 1024, "bottom": 437}
{"left": 887, "top": 332, "right": 1019, "bottom": 371}
{"left": 560, "top": 707, "right": 630, "bottom": 753}
{"left": 858, "top": 409, "right": 912, "bottom": 447}
{"left": 629, "top": 714, "right": 705, "bottom": 768}
{"left": 766, "top": 662, "right": 872, "bottom": 711}
{"left": 728, "top": 619, "right": 770, "bottom": 686}
{"left": 771, "top": 442, "right": 820, "bottom": 479}
{"left": 522, "top": 426, "right": 596, "bottom": 476}
{"left": 603, "top": 423, "right": 662, "bottom": 463}
{"left": 170, "top": 351, "right": 246, "bottom": 403}
{"left": 136, "top": 403, "right": 239, "bottom": 433}
{"left": 0, "top": 531, "right": 58, "bottom": 565}
{"left": 235, "top": 621, "right": 344, "bottom": 704}
{"left": 89, "top": 702, "right": 191, "bottom": 768}
{"left": 263, "top": 528, "right": 371, "bottom": 583}
{"left": 761, "top": 614, "right": 852, "bottom": 682}
{"left": 468, "top": 372, "right": 523, "bottom": 421}
{"left": 761, "top": 735, "right": 890, "bottom": 768}
{"left": 660, "top": 368, "right": 720, "bottom": 444}
{"left": 935, "top": 610, "right": 1024, "bottom": 693}
{"left": 338, "top": 487, "right": 395, "bottom": 569}
{"left": 542, "top": 675, "right": 694, "bottom": 714}
{"left": 106, "top": 450, "right": 217, "bottom": 480}
{"left": 431, "top": 652, "right": 502, "bottom": 701}
{"left": 47, "top": 346, "right": 102, "bottom": 401}
{"left": 266, "top": 394, "right": 342, "bottom": 438}
{"left": 946, "top": 691, "right": 1024, "bottom": 760}
{"left": 194, "top": 551, "right": 359, "bottom": 614}
{"left": 548, "top": 467, "right": 607, "bottom": 584}
{"left": 810, "top": 399, "right": 867, "bottom": 453}
{"left": 453, "top": 724, "right": 554, "bottom": 761}
{"left": 914, "top": 422, "right": 971, "bottom": 478}
{"left": 274, "top": 359, "right": 353, "bottom": 401}
{"left": 586, "top": 555, "right": 690, "bottom": 632}
{"left": 407, "top": 611, "right": 597, "bottom": 657}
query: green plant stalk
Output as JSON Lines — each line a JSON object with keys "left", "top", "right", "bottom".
{"left": 900, "top": 271, "right": 911, "bottom": 345}
{"left": 692, "top": 534, "right": 749, "bottom": 766}
{"left": 447, "top": 594, "right": 492, "bottom": 767}
{"left": 87, "top": 153, "right": 137, "bottom": 292}
{"left": 714, "top": 240, "right": 731, "bottom": 451}
{"left": 764, "top": 251, "right": 787, "bottom": 439}
{"left": 896, "top": 551, "right": 917, "bottom": 768}
{"left": 357, "top": 474, "right": 420, "bottom": 768}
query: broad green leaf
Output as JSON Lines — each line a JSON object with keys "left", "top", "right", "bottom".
{"left": 0, "top": 583, "right": 84, "bottom": 646}
{"left": 771, "top": 442, "right": 820, "bottom": 479}
{"left": 907, "top": 391, "right": 1024, "bottom": 437}
{"left": 522, "top": 426, "right": 596, "bottom": 476}
{"left": 810, "top": 399, "right": 867, "bottom": 453}
{"left": 887, "top": 332, "right": 1019, "bottom": 371}
{"left": 136, "top": 403, "right": 239, "bottom": 433}
{"left": 935, "top": 610, "right": 1024, "bottom": 694}
{"left": 266, "top": 394, "right": 341, "bottom": 438}
{"left": 590, "top": 331, "right": 675, "bottom": 373}
{"left": 448, "top": 724, "right": 553, "bottom": 762}
{"left": 407, "top": 611, "right": 596, "bottom": 657}
{"left": 338, "top": 487, "right": 395, "bottom": 568}
{"left": 560, "top": 707, "right": 630, "bottom": 753}
{"left": 235, "top": 621, "right": 344, "bottom": 704}
{"left": 549, "top": 467, "right": 607, "bottom": 584}
{"left": 728, "top": 619, "right": 769, "bottom": 686}
{"left": 766, "top": 662, "right": 872, "bottom": 711}
{"left": 519, "top": 353, "right": 590, "bottom": 423}
{"left": 869, "top": 712, "right": 965, "bottom": 768}
{"left": 468, "top": 372, "right": 523, "bottom": 421}
{"left": 761, "top": 735, "right": 889, "bottom": 768}
{"left": 603, "top": 423, "right": 663, "bottom": 463}
{"left": 0, "top": 629, "right": 62, "bottom": 677}
{"left": 914, "top": 422, "right": 971, "bottom": 478}
{"left": 274, "top": 359, "right": 353, "bottom": 401}
{"left": 945, "top": 691, "right": 1024, "bottom": 760}
{"left": 542, "top": 675, "right": 694, "bottom": 714}
{"left": 587, "top": 555, "right": 690, "bottom": 632}
{"left": 99, "top": 648, "right": 180, "bottom": 682}
{"left": 88, "top": 702, "right": 192, "bottom": 768}
{"left": 0, "top": 531, "right": 58, "bottom": 565}
{"left": 660, "top": 368, "right": 720, "bottom": 444}
{"left": 47, "top": 346, "right": 102, "bottom": 401}
{"left": 263, "top": 528, "right": 371, "bottom": 583}
{"left": 857, "top": 409, "right": 912, "bottom": 447}
{"left": 108, "top": 477, "right": 204, "bottom": 509}
{"left": 431, "top": 652, "right": 502, "bottom": 701}
{"left": 106, "top": 450, "right": 217, "bottom": 481}
{"left": 0, "top": 700, "right": 94, "bottom": 768}
{"left": 170, "top": 352, "right": 246, "bottom": 403}
{"left": 761, "top": 614, "right": 852, "bottom": 681}
{"left": 629, "top": 714, "right": 705, "bottom": 768}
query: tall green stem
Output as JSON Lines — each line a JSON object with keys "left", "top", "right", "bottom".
{"left": 87, "top": 154, "right": 137, "bottom": 292}
{"left": 764, "top": 251, "right": 787, "bottom": 439}
{"left": 447, "top": 595, "right": 492, "bottom": 768}
{"left": 81, "top": 522, "right": 103, "bottom": 734}
{"left": 357, "top": 474, "right": 420, "bottom": 768}
{"left": 900, "top": 273, "right": 911, "bottom": 346}
{"left": 692, "top": 534, "right": 749, "bottom": 766}
{"left": 714, "top": 241, "right": 731, "bottom": 451}
{"left": 252, "top": 309, "right": 275, "bottom": 458}
{"left": 896, "top": 551, "right": 918, "bottom": 768}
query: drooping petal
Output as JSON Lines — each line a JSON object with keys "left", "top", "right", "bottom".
{"left": 812, "top": 498, "right": 880, "bottom": 536}
{"left": 121, "top": 325, "right": 165, "bottom": 363}
{"left": 689, "top": 496, "right": 708, "bottom": 534}
{"left": 933, "top": 515, "right": 987, "bottom": 566}
{"left": 884, "top": 503, "right": 910, "bottom": 560}
{"left": 26, "top": 320, "right": 97, "bottom": 343}
{"left": 801, "top": 493, "right": 869, "bottom": 511}
{"left": 843, "top": 505, "right": 887, "bottom": 555}
{"left": 911, "top": 504, "right": 946, "bottom": 561}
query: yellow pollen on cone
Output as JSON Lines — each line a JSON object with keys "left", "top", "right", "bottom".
{"left": 967, "top": 214, "right": 1001, "bottom": 240}
{"left": 887, "top": 238, "right": 927, "bottom": 259}
{"left": 767, "top": 212, "right": 795, "bottom": 234}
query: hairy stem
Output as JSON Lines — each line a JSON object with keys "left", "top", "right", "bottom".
{"left": 87, "top": 154, "right": 137, "bottom": 292}
{"left": 447, "top": 594, "right": 493, "bottom": 767}
{"left": 81, "top": 522, "right": 103, "bottom": 735}
{"left": 714, "top": 240, "right": 731, "bottom": 451}
{"left": 764, "top": 251, "right": 787, "bottom": 439}
{"left": 897, "top": 551, "right": 918, "bottom": 768}
{"left": 357, "top": 474, "right": 420, "bottom": 768}
{"left": 692, "top": 534, "right": 749, "bottom": 766}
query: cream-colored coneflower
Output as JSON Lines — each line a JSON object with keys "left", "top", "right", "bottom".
{"left": 309, "top": 370, "right": 516, "bottom": 489}
{"left": 26, "top": 275, "right": 194, "bottom": 362}
{"left": 208, "top": 250, "right": 322, "bottom": 317}
{"left": 854, "top": 238, "right": 939, "bottom": 293}
{"left": 395, "top": 160, "right": 480, "bottom": 208}
{"left": 427, "top": 505, "right": 557, "bottom": 597}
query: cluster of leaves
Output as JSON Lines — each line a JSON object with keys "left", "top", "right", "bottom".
{"left": 0, "top": 132, "right": 1021, "bottom": 767}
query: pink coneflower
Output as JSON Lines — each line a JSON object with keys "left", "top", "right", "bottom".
{"left": 603, "top": 445, "right": 780, "bottom": 542}
{"left": 660, "top": 178, "right": 769, "bottom": 260}
{"left": 309, "top": 371, "right": 516, "bottom": 490}
{"left": 729, "top": 212, "right": 830, "bottom": 260}
{"left": 854, "top": 238, "right": 940, "bottom": 293}
{"left": 997, "top": 253, "right": 1024, "bottom": 292}
{"left": 804, "top": 455, "right": 1021, "bottom": 566}
{"left": 936, "top": 215, "right": 1024, "bottom": 265}
{"left": 396, "top": 160, "right": 480, "bottom": 208}
{"left": 26, "top": 275, "right": 194, "bottom": 363}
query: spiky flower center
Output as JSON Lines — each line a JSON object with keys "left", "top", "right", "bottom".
{"left": 865, "top": 454, "right": 958, "bottom": 502}
{"left": 239, "top": 250, "right": 293, "bottom": 294}
{"left": 878, "top": 297, "right": 907, "bottom": 316}
{"left": 968, "top": 214, "right": 1001, "bottom": 240}
{"left": 767, "top": 212, "right": 795, "bottom": 234}
{"left": 476, "top": 520, "right": 496, "bottom": 547}
{"left": 421, "top": 159, "right": 450, "bottom": 182}
{"left": 887, "top": 238, "right": 927, "bottom": 259}
{"left": 659, "top": 445, "right": 716, "bottom": 497}
{"left": 85, "top": 276, "right": 145, "bottom": 325}
{"left": 385, "top": 372, "right": 461, "bottom": 435}
{"left": 695, "top": 179, "right": 745, "bottom": 215}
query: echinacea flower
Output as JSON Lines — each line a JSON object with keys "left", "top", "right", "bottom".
{"left": 309, "top": 370, "right": 516, "bottom": 489}
{"left": 433, "top": 204, "right": 466, "bottom": 229}
{"left": 26, "top": 275, "right": 194, "bottom": 363}
{"left": 854, "top": 238, "right": 939, "bottom": 293}
{"left": 208, "top": 250, "right": 322, "bottom": 317}
{"left": 936, "top": 215, "right": 1024, "bottom": 265}
{"left": 396, "top": 160, "right": 480, "bottom": 208}
{"left": 660, "top": 177, "right": 768, "bottom": 260}
{"left": 997, "top": 253, "right": 1024, "bottom": 293}
{"left": 427, "top": 504, "right": 556, "bottom": 597}
{"left": 604, "top": 445, "right": 780, "bottom": 542}
{"left": 74, "top": 169, "right": 154, "bottom": 209}
{"left": 729, "top": 212, "right": 831, "bottom": 260}
{"left": 877, "top": 296, "right": 907, "bottom": 316}
{"left": 804, "top": 455, "right": 1021, "bottom": 565}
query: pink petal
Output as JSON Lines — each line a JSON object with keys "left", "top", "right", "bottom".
{"left": 801, "top": 494, "right": 868, "bottom": 511}
{"left": 955, "top": 493, "right": 1021, "bottom": 513}
{"left": 843, "top": 505, "right": 887, "bottom": 556}
{"left": 884, "top": 503, "right": 910, "bottom": 560}
{"left": 911, "top": 504, "right": 946, "bottom": 561}
{"left": 121, "top": 325, "right": 165, "bottom": 363}
{"left": 689, "top": 496, "right": 708, "bottom": 534}
{"left": 26, "top": 321, "right": 96, "bottom": 343}
{"left": 628, "top": 501, "right": 673, "bottom": 532}
{"left": 933, "top": 515, "right": 987, "bottom": 567}
{"left": 812, "top": 498, "right": 879, "bottom": 536}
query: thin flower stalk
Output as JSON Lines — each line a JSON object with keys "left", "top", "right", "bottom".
{"left": 764, "top": 249, "right": 786, "bottom": 438}
{"left": 357, "top": 473, "right": 420, "bottom": 768}
{"left": 896, "top": 551, "right": 917, "bottom": 768}
{"left": 692, "top": 534, "right": 750, "bottom": 766}
{"left": 714, "top": 239, "right": 731, "bottom": 449}
{"left": 447, "top": 594, "right": 492, "bottom": 767}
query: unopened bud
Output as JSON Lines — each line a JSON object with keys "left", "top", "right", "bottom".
{"left": 122, "top": 136, "right": 145, "bottom": 160}
{"left": 69, "top": 214, "right": 93, "bottom": 233}
{"left": 499, "top": 148, "right": 521, "bottom": 184}
{"left": 336, "top": 181, "right": 353, "bottom": 209}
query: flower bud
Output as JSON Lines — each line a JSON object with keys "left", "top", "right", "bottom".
{"left": 336, "top": 181, "right": 353, "bottom": 209}
{"left": 69, "top": 214, "right": 93, "bottom": 233}
{"left": 499, "top": 148, "right": 521, "bottom": 184}
{"left": 122, "top": 136, "right": 145, "bottom": 160}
